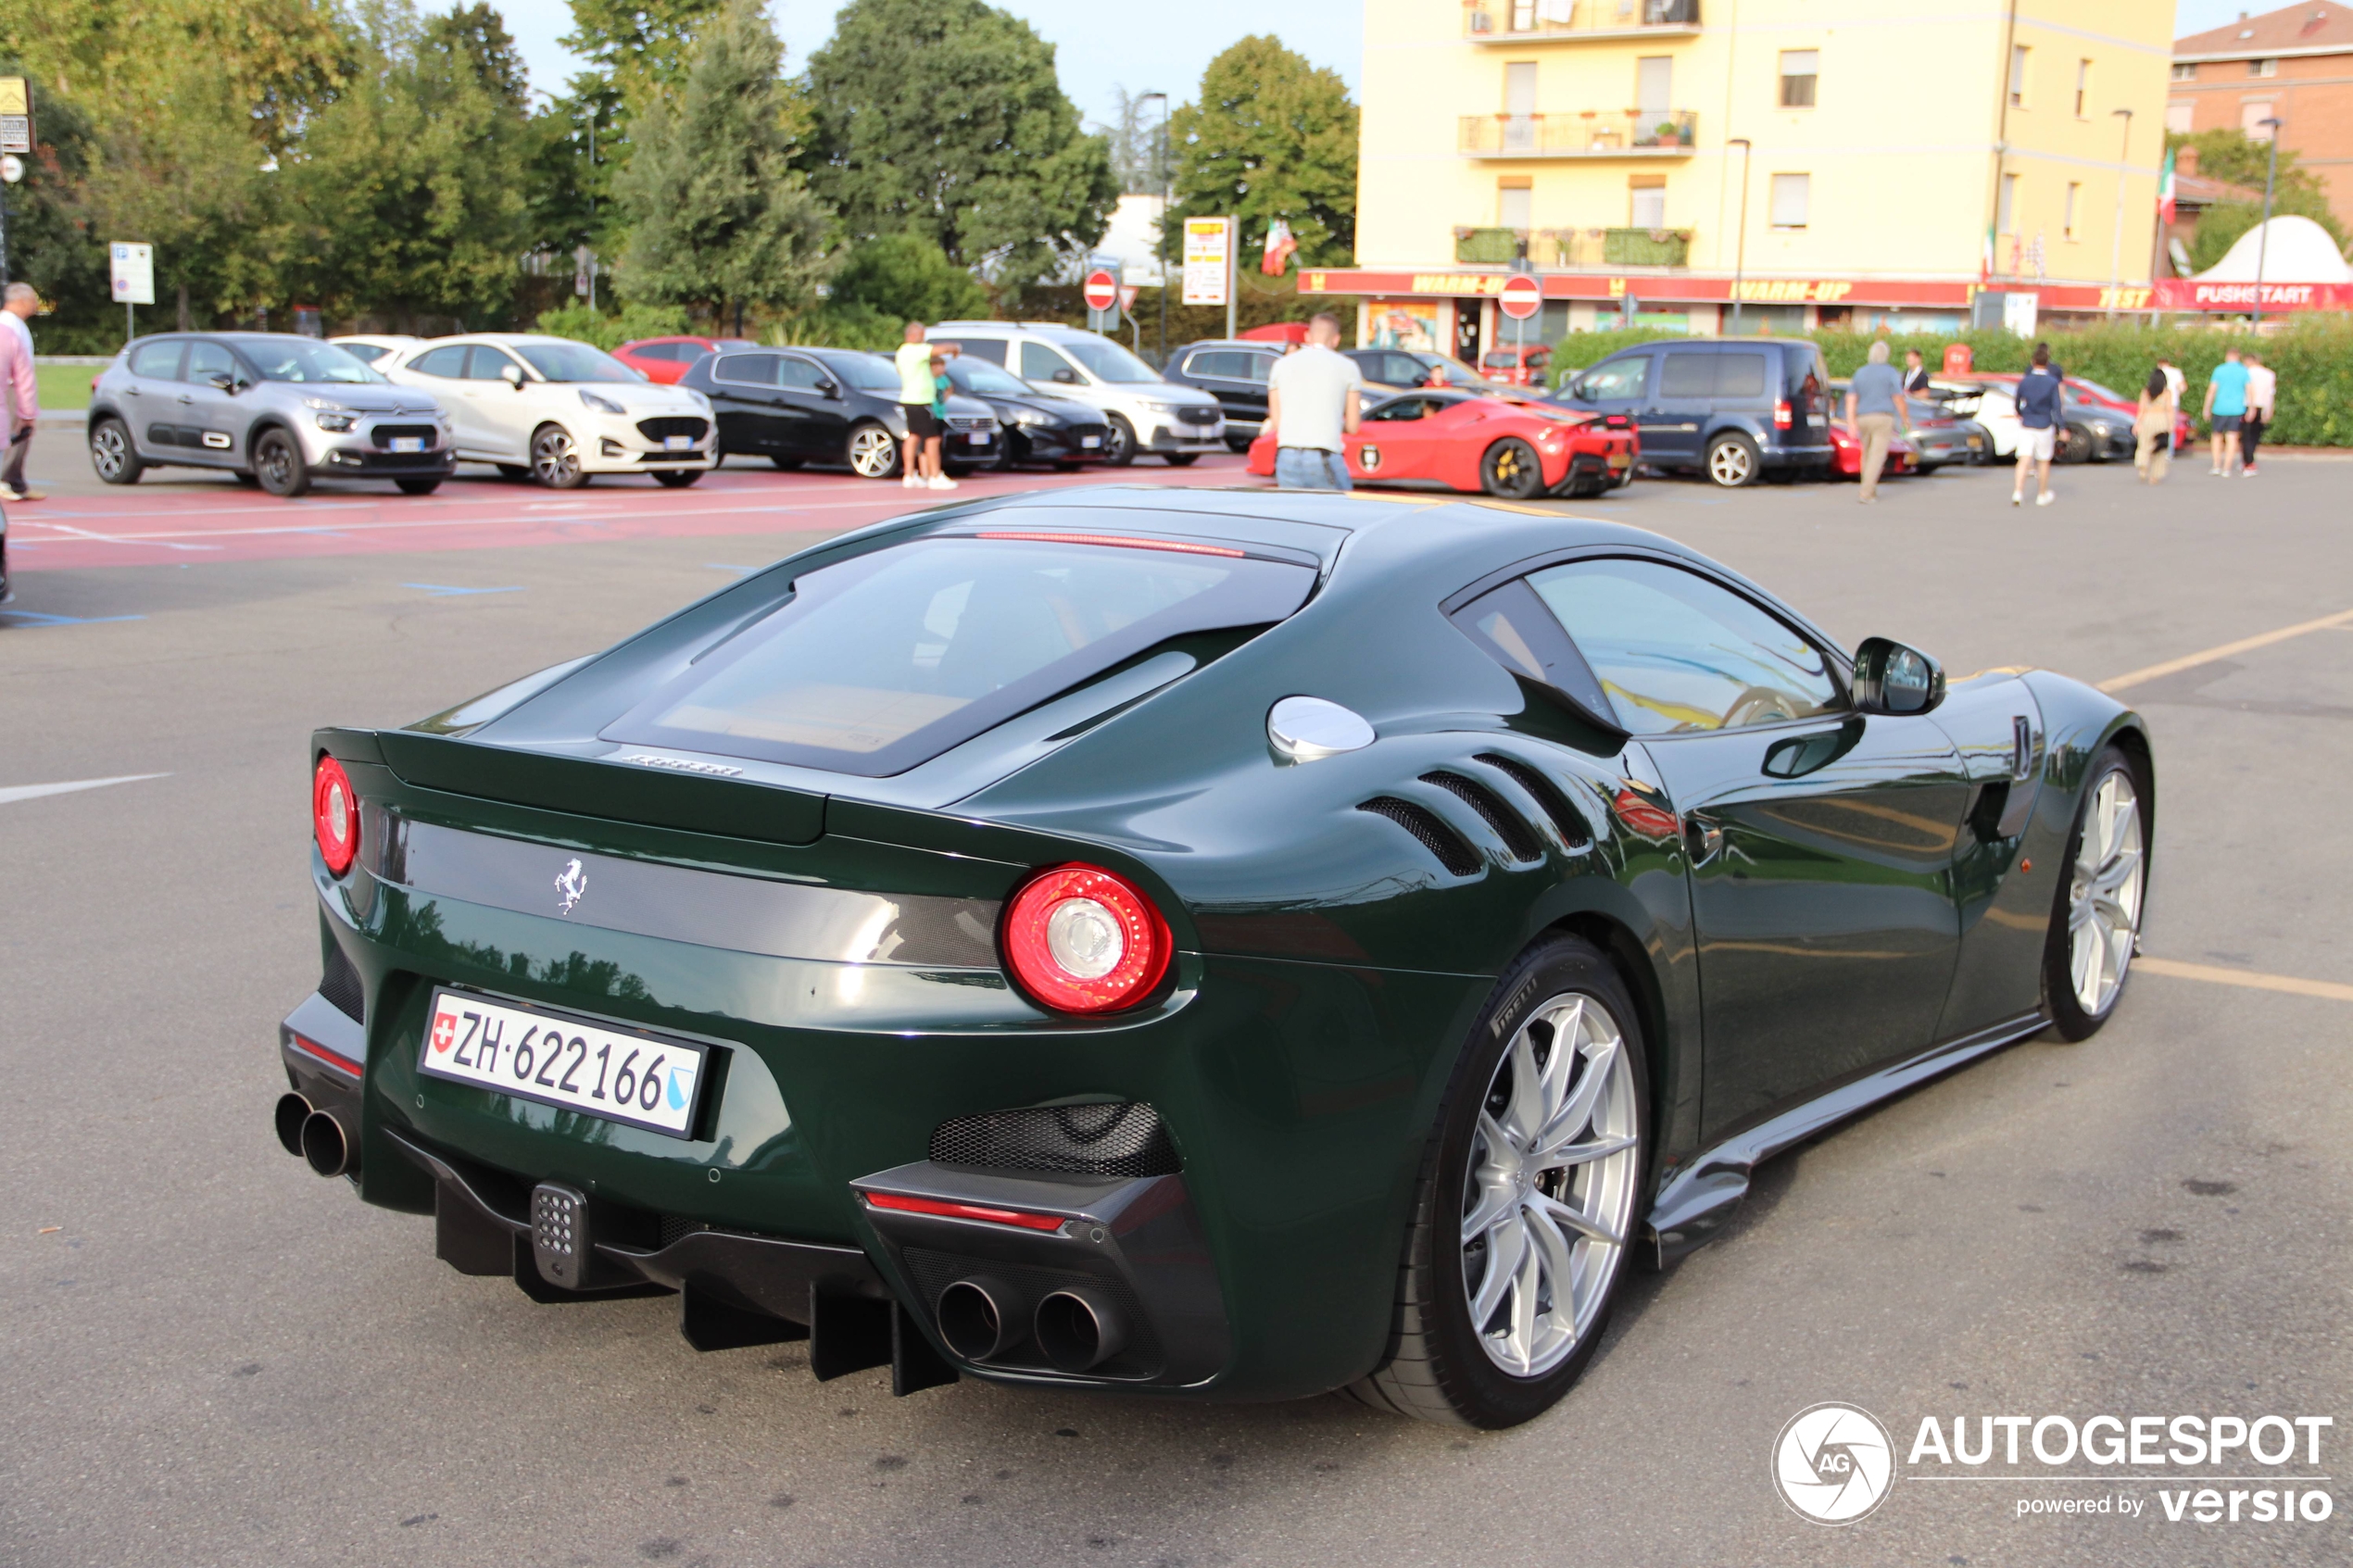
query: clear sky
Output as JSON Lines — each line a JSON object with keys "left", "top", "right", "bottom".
{"left": 488, "top": 0, "right": 1365, "bottom": 133}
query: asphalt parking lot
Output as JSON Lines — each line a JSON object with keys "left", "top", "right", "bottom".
{"left": 3, "top": 449, "right": 2347, "bottom": 1567}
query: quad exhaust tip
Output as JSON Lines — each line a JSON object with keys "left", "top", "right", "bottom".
{"left": 1034, "top": 1287, "right": 1127, "bottom": 1374}
{"left": 273, "top": 1093, "right": 312, "bottom": 1158}
{"left": 300, "top": 1107, "right": 359, "bottom": 1178}
{"left": 936, "top": 1277, "right": 1026, "bottom": 1362}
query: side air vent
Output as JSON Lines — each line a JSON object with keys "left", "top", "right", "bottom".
{"left": 1473, "top": 753, "right": 1595, "bottom": 849}
{"left": 1420, "top": 771, "right": 1542, "bottom": 862}
{"left": 931, "top": 1102, "right": 1181, "bottom": 1179}
{"left": 1358, "top": 797, "right": 1483, "bottom": 877}
{"left": 321, "top": 941, "right": 366, "bottom": 1023}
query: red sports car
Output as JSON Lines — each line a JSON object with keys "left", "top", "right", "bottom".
{"left": 613, "top": 335, "right": 756, "bottom": 384}
{"left": 1247, "top": 389, "right": 1638, "bottom": 499}
{"left": 1828, "top": 420, "right": 1918, "bottom": 480}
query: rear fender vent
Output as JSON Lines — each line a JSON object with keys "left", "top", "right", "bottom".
{"left": 1420, "top": 771, "right": 1543, "bottom": 862}
{"left": 930, "top": 1102, "right": 1181, "bottom": 1179}
{"left": 321, "top": 940, "right": 366, "bottom": 1023}
{"left": 1472, "top": 753, "right": 1595, "bottom": 849}
{"left": 1358, "top": 797, "right": 1483, "bottom": 877}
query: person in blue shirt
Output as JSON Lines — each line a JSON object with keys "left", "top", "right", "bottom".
{"left": 2203, "top": 345, "right": 2251, "bottom": 478}
{"left": 2010, "top": 343, "right": 2065, "bottom": 508}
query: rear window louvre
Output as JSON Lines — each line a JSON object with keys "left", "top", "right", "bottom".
{"left": 1420, "top": 771, "right": 1542, "bottom": 862}
{"left": 1358, "top": 797, "right": 1482, "bottom": 877}
{"left": 1473, "top": 753, "right": 1594, "bottom": 849}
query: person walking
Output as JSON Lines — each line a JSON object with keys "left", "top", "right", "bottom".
{"left": 2241, "top": 350, "right": 2276, "bottom": 477}
{"left": 2203, "top": 345, "right": 2250, "bottom": 477}
{"left": 0, "top": 283, "right": 43, "bottom": 503}
{"left": 2157, "top": 356, "right": 2187, "bottom": 455}
{"left": 2133, "top": 366, "right": 2174, "bottom": 485}
{"left": 1264, "top": 312, "right": 1365, "bottom": 491}
{"left": 2011, "top": 342, "right": 2064, "bottom": 507}
{"left": 1844, "top": 340, "right": 1905, "bottom": 503}
{"left": 892, "top": 320, "right": 958, "bottom": 491}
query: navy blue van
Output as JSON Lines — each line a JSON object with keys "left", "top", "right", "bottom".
{"left": 1549, "top": 337, "right": 1831, "bottom": 486}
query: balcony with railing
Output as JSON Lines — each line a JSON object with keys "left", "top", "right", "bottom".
{"left": 1460, "top": 110, "right": 1697, "bottom": 157}
{"left": 1462, "top": 0, "right": 1701, "bottom": 43}
{"left": 1453, "top": 226, "right": 1694, "bottom": 269}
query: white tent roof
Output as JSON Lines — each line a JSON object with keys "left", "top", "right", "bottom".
{"left": 2195, "top": 216, "right": 2352, "bottom": 283}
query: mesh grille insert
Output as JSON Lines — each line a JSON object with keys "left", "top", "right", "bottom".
{"left": 1473, "top": 753, "right": 1595, "bottom": 849}
{"left": 929, "top": 1103, "right": 1180, "bottom": 1179}
{"left": 1420, "top": 771, "right": 1542, "bottom": 861}
{"left": 321, "top": 942, "right": 365, "bottom": 1022}
{"left": 1358, "top": 797, "right": 1482, "bottom": 877}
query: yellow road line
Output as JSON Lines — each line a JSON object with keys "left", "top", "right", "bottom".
{"left": 2137, "top": 957, "right": 2353, "bottom": 1003}
{"left": 2099, "top": 608, "right": 2353, "bottom": 693}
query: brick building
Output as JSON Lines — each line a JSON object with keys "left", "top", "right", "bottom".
{"left": 2171, "top": 4, "right": 2353, "bottom": 231}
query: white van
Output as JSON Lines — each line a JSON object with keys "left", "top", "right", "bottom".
{"left": 926, "top": 322, "right": 1226, "bottom": 467}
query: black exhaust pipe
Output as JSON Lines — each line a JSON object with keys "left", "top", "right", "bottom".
{"left": 935, "top": 1277, "right": 1026, "bottom": 1361}
{"left": 274, "top": 1093, "right": 312, "bottom": 1157}
{"left": 1034, "top": 1287, "right": 1127, "bottom": 1373}
{"left": 299, "top": 1107, "right": 359, "bottom": 1178}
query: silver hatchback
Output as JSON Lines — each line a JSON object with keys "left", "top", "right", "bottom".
{"left": 88, "top": 333, "right": 457, "bottom": 496}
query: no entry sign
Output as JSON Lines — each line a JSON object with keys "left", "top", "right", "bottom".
{"left": 1499, "top": 273, "right": 1542, "bottom": 320}
{"left": 1082, "top": 270, "right": 1119, "bottom": 312}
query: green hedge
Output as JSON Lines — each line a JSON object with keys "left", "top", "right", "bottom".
{"left": 1545, "top": 320, "right": 2353, "bottom": 446}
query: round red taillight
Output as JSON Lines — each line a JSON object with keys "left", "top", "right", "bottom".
{"left": 1000, "top": 864, "right": 1171, "bottom": 1015}
{"left": 313, "top": 755, "right": 359, "bottom": 875}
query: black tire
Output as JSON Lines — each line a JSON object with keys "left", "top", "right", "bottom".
{"left": 89, "top": 418, "right": 145, "bottom": 484}
{"left": 1226, "top": 435, "right": 1253, "bottom": 454}
{"left": 394, "top": 477, "right": 443, "bottom": 495}
{"left": 2043, "top": 745, "right": 2151, "bottom": 1042}
{"left": 1350, "top": 935, "right": 1651, "bottom": 1429}
{"left": 497, "top": 463, "right": 531, "bottom": 481}
{"left": 768, "top": 455, "right": 804, "bottom": 470}
{"left": 846, "top": 421, "right": 900, "bottom": 480}
{"left": 253, "top": 427, "right": 311, "bottom": 497}
{"left": 1101, "top": 414, "right": 1139, "bottom": 468}
{"left": 2056, "top": 425, "right": 2095, "bottom": 465}
{"left": 651, "top": 469, "right": 702, "bottom": 488}
{"left": 234, "top": 470, "right": 261, "bottom": 487}
{"left": 1705, "top": 433, "right": 1761, "bottom": 487}
{"left": 1479, "top": 436, "right": 1545, "bottom": 500}
{"left": 529, "top": 424, "right": 589, "bottom": 489}
{"left": 1164, "top": 452, "right": 1201, "bottom": 467}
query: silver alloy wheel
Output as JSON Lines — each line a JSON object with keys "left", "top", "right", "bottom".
{"left": 92, "top": 422, "right": 132, "bottom": 480}
{"left": 532, "top": 426, "right": 582, "bottom": 487}
{"left": 849, "top": 425, "right": 899, "bottom": 479}
{"left": 2068, "top": 768, "right": 2145, "bottom": 1016}
{"left": 1461, "top": 991, "right": 1642, "bottom": 1379}
{"left": 1707, "top": 438, "right": 1755, "bottom": 486}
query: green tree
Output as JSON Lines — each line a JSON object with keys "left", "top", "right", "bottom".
{"left": 611, "top": 0, "right": 829, "bottom": 328}
{"left": 522, "top": 80, "right": 621, "bottom": 261}
{"left": 281, "top": 2, "right": 532, "bottom": 328}
{"left": 802, "top": 0, "right": 1117, "bottom": 286}
{"left": 1100, "top": 85, "right": 1170, "bottom": 195}
{"left": 1165, "top": 36, "right": 1357, "bottom": 269}
{"left": 424, "top": 2, "right": 530, "bottom": 110}
{"left": 827, "top": 232, "right": 988, "bottom": 324}
{"left": 2169, "top": 127, "right": 2348, "bottom": 270}
{"left": 561, "top": 0, "right": 722, "bottom": 118}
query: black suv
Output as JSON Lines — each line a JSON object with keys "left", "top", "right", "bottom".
{"left": 1160, "top": 340, "right": 1282, "bottom": 451}
{"left": 680, "top": 347, "right": 1000, "bottom": 479}
{"left": 938, "top": 357, "right": 1109, "bottom": 469}
{"left": 1549, "top": 337, "right": 1831, "bottom": 486}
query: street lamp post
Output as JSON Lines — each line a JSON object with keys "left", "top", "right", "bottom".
{"left": 1727, "top": 138, "right": 1753, "bottom": 334}
{"left": 2108, "top": 107, "right": 2133, "bottom": 307}
{"left": 2252, "top": 117, "right": 2282, "bottom": 331}
{"left": 1139, "top": 91, "right": 1171, "bottom": 365}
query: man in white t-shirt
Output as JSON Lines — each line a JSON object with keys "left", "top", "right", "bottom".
{"left": 1264, "top": 313, "right": 1365, "bottom": 490}
{"left": 891, "top": 321, "right": 958, "bottom": 490}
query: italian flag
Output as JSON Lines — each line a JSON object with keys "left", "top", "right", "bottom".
{"left": 2158, "top": 146, "right": 2177, "bottom": 225}
{"left": 1982, "top": 222, "right": 1995, "bottom": 282}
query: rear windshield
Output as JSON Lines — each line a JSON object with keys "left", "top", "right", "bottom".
{"left": 604, "top": 536, "right": 1315, "bottom": 775}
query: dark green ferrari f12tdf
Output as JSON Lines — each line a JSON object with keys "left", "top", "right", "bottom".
{"left": 277, "top": 486, "right": 2152, "bottom": 1427}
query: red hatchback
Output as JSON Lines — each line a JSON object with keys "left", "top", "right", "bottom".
{"left": 613, "top": 336, "right": 755, "bottom": 384}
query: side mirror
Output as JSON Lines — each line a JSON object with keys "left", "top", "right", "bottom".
{"left": 501, "top": 363, "right": 526, "bottom": 390}
{"left": 204, "top": 370, "right": 235, "bottom": 392}
{"left": 1052, "top": 368, "right": 1081, "bottom": 385}
{"left": 1851, "top": 637, "right": 1945, "bottom": 716}
{"left": 815, "top": 380, "right": 839, "bottom": 398}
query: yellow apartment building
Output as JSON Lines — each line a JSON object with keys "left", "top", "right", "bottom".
{"left": 1306, "top": 0, "right": 2175, "bottom": 357}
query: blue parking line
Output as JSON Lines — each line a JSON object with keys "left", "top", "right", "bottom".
{"left": 402, "top": 583, "right": 525, "bottom": 596}
{"left": 0, "top": 609, "right": 148, "bottom": 628}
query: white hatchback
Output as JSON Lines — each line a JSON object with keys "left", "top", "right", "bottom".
{"left": 383, "top": 334, "right": 718, "bottom": 488}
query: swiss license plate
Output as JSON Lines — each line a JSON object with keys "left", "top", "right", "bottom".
{"left": 965, "top": 431, "right": 989, "bottom": 445}
{"left": 1080, "top": 435, "right": 1101, "bottom": 448}
{"left": 389, "top": 436, "right": 425, "bottom": 454}
{"left": 662, "top": 434, "right": 694, "bottom": 451}
{"left": 421, "top": 989, "right": 710, "bottom": 1137}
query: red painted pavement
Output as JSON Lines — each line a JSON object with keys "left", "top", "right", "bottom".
{"left": 7, "top": 458, "right": 1265, "bottom": 573}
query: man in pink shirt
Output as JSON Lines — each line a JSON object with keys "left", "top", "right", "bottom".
{"left": 0, "top": 282, "right": 43, "bottom": 502}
